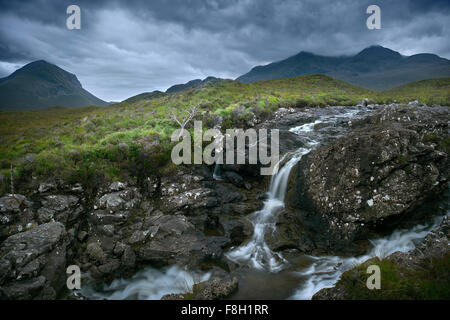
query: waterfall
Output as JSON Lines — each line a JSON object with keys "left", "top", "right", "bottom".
{"left": 226, "top": 145, "right": 314, "bottom": 271}
{"left": 86, "top": 106, "right": 445, "bottom": 301}
{"left": 80, "top": 266, "right": 211, "bottom": 300}
{"left": 226, "top": 107, "right": 372, "bottom": 272}
{"left": 290, "top": 212, "right": 449, "bottom": 300}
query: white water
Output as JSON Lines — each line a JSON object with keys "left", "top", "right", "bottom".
{"left": 291, "top": 213, "right": 448, "bottom": 300}
{"left": 226, "top": 148, "right": 311, "bottom": 271}
{"left": 81, "top": 106, "right": 448, "bottom": 300}
{"left": 80, "top": 265, "right": 211, "bottom": 300}
{"left": 226, "top": 107, "right": 364, "bottom": 272}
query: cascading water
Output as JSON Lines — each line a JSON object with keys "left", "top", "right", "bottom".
{"left": 226, "top": 107, "right": 364, "bottom": 272}
{"left": 226, "top": 148, "right": 311, "bottom": 271}
{"left": 81, "top": 106, "right": 449, "bottom": 300}
{"left": 290, "top": 212, "right": 449, "bottom": 300}
{"left": 80, "top": 266, "right": 211, "bottom": 300}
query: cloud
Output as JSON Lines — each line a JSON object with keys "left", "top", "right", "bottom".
{"left": 0, "top": 0, "right": 448, "bottom": 101}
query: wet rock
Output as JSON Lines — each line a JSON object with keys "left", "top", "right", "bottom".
{"left": 0, "top": 222, "right": 68, "bottom": 300}
{"left": 313, "top": 216, "right": 450, "bottom": 300}
{"left": 121, "top": 246, "right": 136, "bottom": 268}
{"left": 161, "top": 293, "right": 185, "bottom": 300}
{"left": 0, "top": 194, "right": 26, "bottom": 213}
{"left": 161, "top": 188, "right": 218, "bottom": 214}
{"left": 38, "top": 195, "right": 82, "bottom": 225}
{"left": 286, "top": 105, "right": 449, "bottom": 254}
{"left": 96, "top": 186, "right": 141, "bottom": 212}
{"left": 128, "top": 230, "right": 149, "bottom": 244}
{"left": 0, "top": 194, "right": 36, "bottom": 240}
{"left": 193, "top": 277, "right": 239, "bottom": 300}
{"left": 137, "top": 214, "right": 227, "bottom": 268}
{"left": 86, "top": 242, "right": 107, "bottom": 264}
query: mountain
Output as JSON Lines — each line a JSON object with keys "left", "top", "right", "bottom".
{"left": 121, "top": 90, "right": 166, "bottom": 104}
{"left": 0, "top": 60, "right": 108, "bottom": 110}
{"left": 166, "top": 76, "right": 223, "bottom": 93}
{"left": 236, "top": 45, "right": 450, "bottom": 91}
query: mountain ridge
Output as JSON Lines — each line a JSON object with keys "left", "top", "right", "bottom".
{"left": 236, "top": 45, "right": 450, "bottom": 90}
{"left": 0, "top": 60, "right": 108, "bottom": 111}
{"left": 166, "top": 76, "right": 225, "bottom": 93}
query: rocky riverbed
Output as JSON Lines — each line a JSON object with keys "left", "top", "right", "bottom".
{"left": 0, "top": 102, "right": 448, "bottom": 300}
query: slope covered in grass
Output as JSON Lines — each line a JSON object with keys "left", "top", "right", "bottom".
{"left": 379, "top": 78, "right": 450, "bottom": 105}
{"left": 0, "top": 75, "right": 448, "bottom": 194}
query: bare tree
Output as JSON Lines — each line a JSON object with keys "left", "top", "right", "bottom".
{"left": 170, "top": 106, "right": 198, "bottom": 138}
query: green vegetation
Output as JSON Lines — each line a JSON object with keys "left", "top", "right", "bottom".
{"left": 380, "top": 78, "right": 450, "bottom": 105}
{"left": 338, "top": 254, "right": 450, "bottom": 299}
{"left": 423, "top": 134, "right": 450, "bottom": 153}
{"left": 0, "top": 75, "right": 448, "bottom": 192}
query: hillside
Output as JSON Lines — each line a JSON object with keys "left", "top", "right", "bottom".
{"left": 379, "top": 78, "right": 450, "bottom": 105}
{"left": 237, "top": 46, "right": 450, "bottom": 91}
{"left": 166, "top": 76, "right": 224, "bottom": 93}
{"left": 121, "top": 91, "right": 167, "bottom": 104}
{"left": 0, "top": 60, "right": 108, "bottom": 111}
{"left": 0, "top": 75, "right": 448, "bottom": 192}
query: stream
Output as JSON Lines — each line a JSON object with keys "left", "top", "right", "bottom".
{"left": 80, "top": 105, "right": 449, "bottom": 300}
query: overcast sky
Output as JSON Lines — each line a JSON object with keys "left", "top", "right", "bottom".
{"left": 0, "top": 0, "right": 449, "bottom": 101}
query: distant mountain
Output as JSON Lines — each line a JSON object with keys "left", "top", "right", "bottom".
{"left": 166, "top": 76, "right": 223, "bottom": 93}
{"left": 0, "top": 60, "right": 108, "bottom": 110}
{"left": 236, "top": 45, "right": 450, "bottom": 91}
{"left": 121, "top": 90, "right": 166, "bottom": 104}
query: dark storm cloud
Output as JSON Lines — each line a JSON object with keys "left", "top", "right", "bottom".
{"left": 0, "top": 0, "right": 448, "bottom": 101}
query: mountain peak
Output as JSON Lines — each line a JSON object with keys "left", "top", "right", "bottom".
{"left": 19, "top": 60, "right": 58, "bottom": 72}
{"left": 236, "top": 45, "right": 450, "bottom": 90}
{"left": 166, "top": 76, "right": 223, "bottom": 93}
{"left": 0, "top": 61, "right": 108, "bottom": 110}
{"left": 356, "top": 45, "right": 402, "bottom": 59}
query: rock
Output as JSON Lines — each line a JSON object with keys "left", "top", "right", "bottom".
{"left": 193, "top": 277, "right": 239, "bottom": 300}
{"left": 98, "top": 259, "right": 120, "bottom": 275}
{"left": 98, "top": 224, "right": 115, "bottom": 237}
{"left": 215, "top": 183, "right": 245, "bottom": 203}
{"left": 109, "top": 181, "right": 127, "bottom": 192}
{"left": 0, "top": 222, "right": 68, "bottom": 300}
{"left": 41, "top": 195, "right": 78, "bottom": 212}
{"left": 0, "top": 194, "right": 26, "bottom": 213}
{"left": 70, "top": 183, "right": 84, "bottom": 193}
{"left": 113, "top": 242, "right": 127, "bottom": 256}
{"left": 77, "top": 231, "right": 88, "bottom": 242}
{"left": 313, "top": 216, "right": 450, "bottom": 300}
{"left": 286, "top": 104, "right": 449, "bottom": 254}
{"left": 223, "top": 171, "right": 245, "bottom": 188}
{"left": 161, "top": 188, "right": 218, "bottom": 214}
{"left": 137, "top": 214, "right": 227, "bottom": 268}
{"left": 96, "top": 187, "right": 141, "bottom": 212}
{"left": 161, "top": 293, "right": 185, "bottom": 300}
{"left": 128, "top": 230, "right": 149, "bottom": 244}
{"left": 121, "top": 246, "right": 136, "bottom": 268}
{"left": 38, "top": 182, "right": 56, "bottom": 193}
{"left": 38, "top": 195, "right": 82, "bottom": 225}
{"left": 86, "top": 242, "right": 107, "bottom": 264}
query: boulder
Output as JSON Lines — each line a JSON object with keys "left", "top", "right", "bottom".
{"left": 0, "top": 222, "right": 68, "bottom": 299}
{"left": 193, "top": 277, "right": 239, "bottom": 300}
{"left": 137, "top": 214, "right": 228, "bottom": 268}
{"left": 285, "top": 105, "right": 449, "bottom": 254}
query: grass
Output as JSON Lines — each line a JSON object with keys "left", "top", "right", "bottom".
{"left": 379, "top": 78, "right": 450, "bottom": 105}
{"left": 0, "top": 75, "right": 448, "bottom": 194}
{"left": 337, "top": 253, "right": 450, "bottom": 299}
